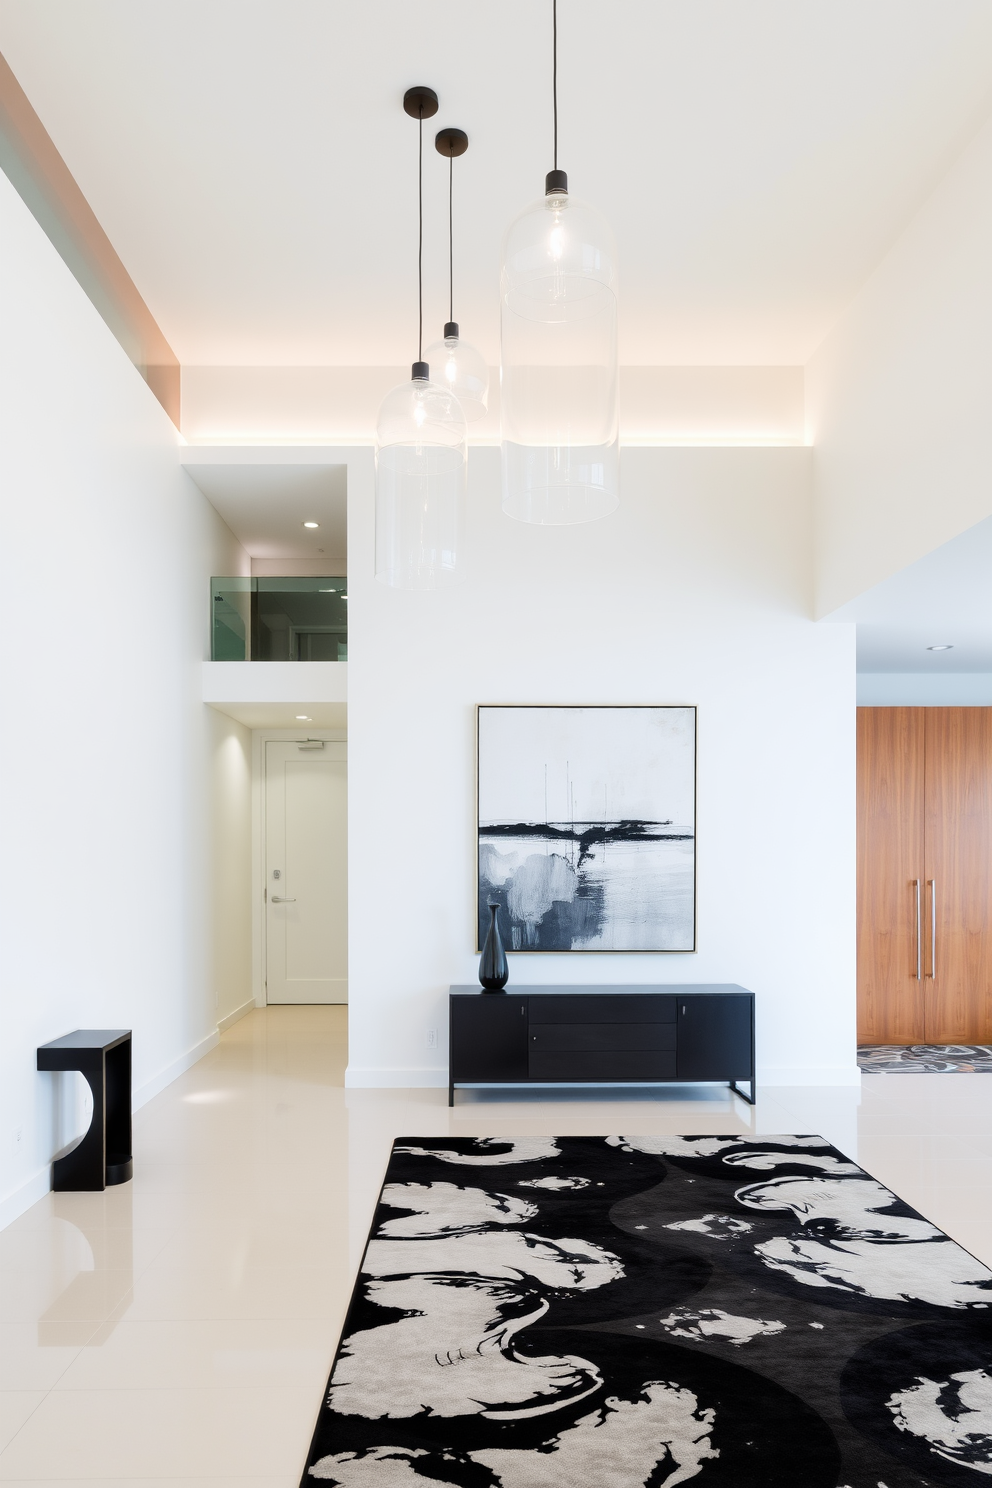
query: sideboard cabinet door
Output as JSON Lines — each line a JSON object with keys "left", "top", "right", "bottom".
{"left": 677, "top": 996, "right": 752, "bottom": 1082}
{"left": 450, "top": 997, "right": 529, "bottom": 1082}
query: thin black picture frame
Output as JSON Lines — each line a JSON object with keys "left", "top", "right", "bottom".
{"left": 475, "top": 703, "right": 698, "bottom": 954}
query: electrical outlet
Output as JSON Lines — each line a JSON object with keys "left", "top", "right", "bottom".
{"left": 426, "top": 1028, "right": 438, "bottom": 1050}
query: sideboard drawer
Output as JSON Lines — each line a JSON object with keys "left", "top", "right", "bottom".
{"left": 530, "top": 1048, "right": 678, "bottom": 1081}
{"left": 530, "top": 1023, "right": 677, "bottom": 1053}
{"left": 450, "top": 996, "right": 528, "bottom": 1081}
{"left": 529, "top": 994, "right": 676, "bottom": 1025}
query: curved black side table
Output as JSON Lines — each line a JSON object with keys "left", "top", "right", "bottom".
{"left": 37, "top": 1030, "right": 132, "bottom": 1190}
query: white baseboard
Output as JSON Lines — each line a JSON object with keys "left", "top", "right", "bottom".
{"left": 133, "top": 1029, "right": 220, "bottom": 1111}
{"left": 218, "top": 998, "right": 256, "bottom": 1034}
{"left": 0, "top": 1164, "right": 51, "bottom": 1232}
{"left": 758, "top": 1065, "right": 862, "bottom": 1088}
{"left": 345, "top": 1065, "right": 447, "bottom": 1089}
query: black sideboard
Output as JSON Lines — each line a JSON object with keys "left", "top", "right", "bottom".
{"left": 448, "top": 985, "right": 754, "bottom": 1105}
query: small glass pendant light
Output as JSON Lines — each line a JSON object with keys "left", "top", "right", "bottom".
{"left": 375, "top": 87, "right": 467, "bottom": 590}
{"left": 424, "top": 128, "right": 489, "bottom": 422}
{"left": 499, "top": 0, "right": 619, "bottom": 524}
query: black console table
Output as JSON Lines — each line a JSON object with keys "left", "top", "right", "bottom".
{"left": 448, "top": 986, "right": 754, "bottom": 1106}
{"left": 37, "top": 1030, "right": 132, "bottom": 1190}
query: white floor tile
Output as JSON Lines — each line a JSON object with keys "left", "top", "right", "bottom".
{"left": 0, "top": 1387, "right": 317, "bottom": 1480}
{"left": 0, "top": 1396, "right": 45, "bottom": 1455}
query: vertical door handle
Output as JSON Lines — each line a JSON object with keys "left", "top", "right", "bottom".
{"left": 928, "top": 879, "right": 936, "bottom": 980}
{"left": 913, "top": 880, "right": 921, "bottom": 981}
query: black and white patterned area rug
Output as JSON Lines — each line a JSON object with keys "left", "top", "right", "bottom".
{"left": 301, "top": 1135, "right": 992, "bottom": 1487}
{"left": 859, "top": 1045, "right": 992, "bottom": 1073}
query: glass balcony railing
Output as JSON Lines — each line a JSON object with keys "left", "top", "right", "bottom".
{"left": 211, "top": 577, "right": 347, "bottom": 661}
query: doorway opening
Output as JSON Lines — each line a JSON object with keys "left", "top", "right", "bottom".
{"left": 262, "top": 737, "right": 347, "bottom": 1005}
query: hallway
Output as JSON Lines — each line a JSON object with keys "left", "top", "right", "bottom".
{"left": 3, "top": 1009, "right": 992, "bottom": 1483}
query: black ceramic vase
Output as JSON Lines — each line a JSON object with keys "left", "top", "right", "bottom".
{"left": 479, "top": 902, "right": 509, "bottom": 992}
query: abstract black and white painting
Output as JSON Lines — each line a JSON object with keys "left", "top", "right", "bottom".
{"left": 477, "top": 705, "right": 695, "bottom": 952}
{"left": 301, "top": 1134, "right": 992, "bottom": 1487}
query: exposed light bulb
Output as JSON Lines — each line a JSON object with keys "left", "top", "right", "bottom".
{"left": 424, "top": 329, "right": 489, "bottom": 421}
{"left": 498, "top": 2, "right": 619, "bottom": 525}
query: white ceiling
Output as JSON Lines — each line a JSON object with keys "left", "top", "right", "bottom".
{"left": 858, "top": 626, "right": 992, "bottom": 673}
{"left": 827, "top": 513, "right": 992, "bottom": 672}
{"left": 1, "top": 1, "right": 991, "bottom": 366}
{"left": 206, "top": 701, "right": 347, "bottom": 729}
{"left": 182, "top": 459, "right": 347, "bottom": 567}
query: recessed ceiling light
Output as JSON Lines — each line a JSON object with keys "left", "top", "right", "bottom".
{"left": 303, "top": 521, "right": 319, "bottom": 529}
{"left": 927, "top": 644, "right": 954, "bottom": 651}
{"left": 296, "top": 715, "right": 311, "bottom": 720}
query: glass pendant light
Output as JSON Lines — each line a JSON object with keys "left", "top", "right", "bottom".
{"left": 375, "top": 87, "right": 467, "bottom": 590}
{"left": 424, "top": 128, "right": 489, "bottom": 422}
{"left": 499, "top": 0, "right": 619, "bottom": 524}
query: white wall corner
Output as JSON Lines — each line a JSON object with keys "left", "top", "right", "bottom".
{"left": 132, "top": 1030, "right": 220, "bottom": 1112}
{"left": 0, "top": 1164, "right": 52, "bottom": 1233}
{"left": 810, "top": 115, "right": 992, "bottom": 615}
{"left": 217, "top": 998, "right": 256, "bottom": 1034}
{"left": 345, "top": 1066, "right": 449, "bottom": 1089}
{"left": 757, "top": 1065, "right": 862, "bottom": 1088}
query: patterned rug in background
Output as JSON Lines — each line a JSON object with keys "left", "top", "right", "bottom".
{"left": 859, "top": 1044, "right": 992, "bottom": 1073}
{"left": 300, "top": 1134, "right": 992, "bottom": 1487}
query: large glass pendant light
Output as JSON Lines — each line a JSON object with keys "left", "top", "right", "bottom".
{"left": 424, "top": 128, "right": 489, "bottom": 422}
{"left": 499, "top": 0, "right": 619, "bottom": 525}
{"left": 375, "top": 86, "right": 467, "bottom": 590}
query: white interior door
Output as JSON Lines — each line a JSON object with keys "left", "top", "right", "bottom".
{"left": 265, "top": 740, "right": 347, "bottom": 1003}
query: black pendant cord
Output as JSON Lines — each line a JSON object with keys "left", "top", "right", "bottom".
{"left": 448, "top": 155, "right": 454, "bottom": 327}
{"left": 418, "top": 110, "right": 424, "bottom": 363}
{"left": 553, "top": 0, "right": 558, "bottom": 171}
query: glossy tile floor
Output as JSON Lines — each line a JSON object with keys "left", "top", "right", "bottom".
{"left": 3, "top": 1005, "right": 992, "bottom": 1485}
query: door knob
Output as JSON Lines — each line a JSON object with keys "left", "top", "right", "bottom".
{"left": 270, "top": 896, "right": 296, "bottom": 903}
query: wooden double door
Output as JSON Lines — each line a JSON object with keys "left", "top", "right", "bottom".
{"left": 858, "top": 707, "right": 992, "bottom": 1043}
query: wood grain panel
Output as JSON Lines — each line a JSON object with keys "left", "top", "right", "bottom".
{"left": 857, "top": 708, "right": 925, "bottom": 1043}
{"left": 924, "top": 708, "right": 992, "bottom": 1042}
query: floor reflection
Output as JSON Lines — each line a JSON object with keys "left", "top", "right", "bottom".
{"left": 38, "top": 1186, "right": 133, "bottom": 1346}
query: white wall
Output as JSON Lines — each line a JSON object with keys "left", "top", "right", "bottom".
{"left": 180, "top": 365, "right": 805, "bottom": 447}
{"left": 809, "top": 115, "right": 992, "bottom": 617}
{"left": 347, "top": 445, "right": 857, "bottom": 1089}
{"left": 210, "top": 711, "right": 253, "bottom": 1028}
{"left": 0, "top": 166, "right": 251, "bottom": 1228}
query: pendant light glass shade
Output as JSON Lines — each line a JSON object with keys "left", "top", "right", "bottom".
{"left": 375, "top": 371, "right": 467, "bottom": 590}
{"left": 423, "top": 326, "right": 489, "bottom": 421}
{"left": 375, "top": 87, "right": 467, "bottom": 591}
{"left": 500, "top": 187, "right": 618, "bottom": 524}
